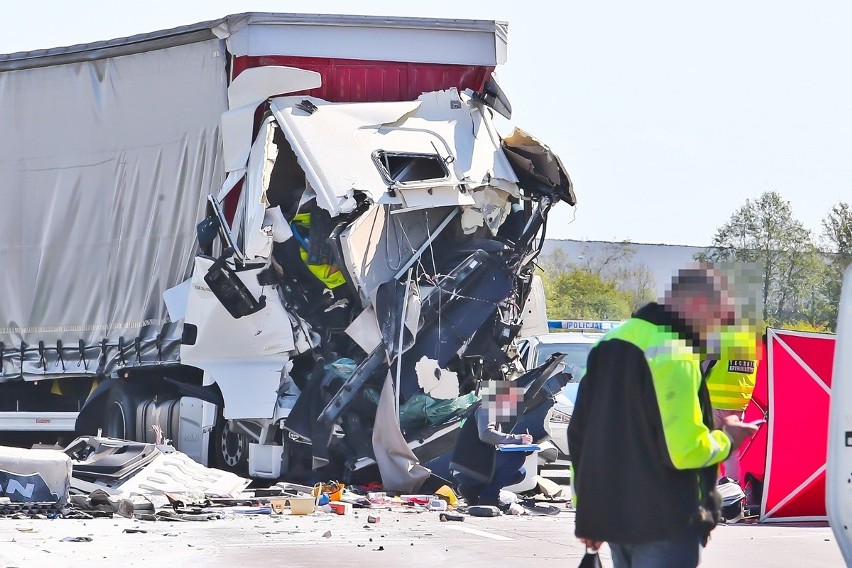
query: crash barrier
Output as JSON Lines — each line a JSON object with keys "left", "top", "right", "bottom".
{"left": 737, "top": 329, "right": 836, "bottom": 522}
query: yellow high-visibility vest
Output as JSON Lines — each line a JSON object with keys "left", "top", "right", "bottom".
{"left": 292, "top": 212, "right": 346, "bottom": 289}
{"left": 706, "top": 328, "right": 758, "bottom": 411}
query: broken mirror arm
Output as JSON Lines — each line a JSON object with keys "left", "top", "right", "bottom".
{"left": 472, "top": 78, "right": 512, "bottom": 120}
{"left": 203, "top": 249, "right": 267, "bottom": 319}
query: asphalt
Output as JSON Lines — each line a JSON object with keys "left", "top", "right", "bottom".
{"left": 0, "top": 504, "right": 844, "bottom": 567}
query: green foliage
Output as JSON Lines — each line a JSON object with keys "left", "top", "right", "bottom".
{"left": 538, "top": 242, "right": 656, "bottom": 320}
{"left": 540, "top": 194, "right": 849, "bottom": 332}
{"left": 541, "top": 267, "right": 633, "bottom": 320}
{"left": 820, "top": 202, "right": 852, "bottom": 329}
{"left": 699, "top": 192, "right": 850, "bottom": 332}
{"left": 767, "top": 317, "right": 832, "bottom": 334}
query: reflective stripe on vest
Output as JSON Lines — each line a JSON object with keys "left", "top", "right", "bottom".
{"left": 706, "top": 358, "right": 758, "bottom": 411}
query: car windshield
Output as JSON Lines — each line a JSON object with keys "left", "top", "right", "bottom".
{"left": 535, "top": 341, "right": 595, "bottom": 380}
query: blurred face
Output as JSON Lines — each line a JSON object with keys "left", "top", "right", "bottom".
{"left": 482, "top": 380, "right": 524, "bottom": 423}
{"left": 686, "top": 290, "right": 736, "bottom": 337}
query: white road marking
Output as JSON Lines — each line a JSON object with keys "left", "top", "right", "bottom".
{"left": 443, "top": 524, "right": 513, "bottom": 541}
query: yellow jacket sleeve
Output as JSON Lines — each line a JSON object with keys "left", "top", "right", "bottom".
{"left": 649, "top": 352, "right": 732, "bottom": 470}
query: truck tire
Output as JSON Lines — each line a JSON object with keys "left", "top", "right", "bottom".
{"left": 101, "top": 383, "right": 140, "bottom": 440}
{"left": 211, "top": 414, "right": 249, "bottom": 474}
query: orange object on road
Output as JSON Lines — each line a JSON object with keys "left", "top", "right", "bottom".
{"left": 312, "top": 481, "right": 344, "bottom": 502}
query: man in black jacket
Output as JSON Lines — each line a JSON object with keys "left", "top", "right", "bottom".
{"left": 567, "top": 267, "right": 757, "bottom": 567}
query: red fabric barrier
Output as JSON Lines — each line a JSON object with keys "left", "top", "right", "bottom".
{"left": 760, "top": 329, "right": 835, "bottom": 522}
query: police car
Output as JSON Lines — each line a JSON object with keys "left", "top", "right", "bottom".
{"left": 518, "top": 321, "right": 619, "bottom": 459}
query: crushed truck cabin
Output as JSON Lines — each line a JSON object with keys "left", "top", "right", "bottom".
{"left": 0, "top": 13, "right": 575, "bottom": 490}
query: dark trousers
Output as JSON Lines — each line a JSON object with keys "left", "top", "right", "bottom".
{"left": 455, "top": 451, "right": 527, "bottom": 503}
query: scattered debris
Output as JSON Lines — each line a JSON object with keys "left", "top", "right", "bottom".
{"left": 467, "top": 505, "right": 501, "bottom": 518}
{"left": 531, "top": 476, "right": 565, "bottom": 499}
{"left": 328, "top": 502, "right": 351, "bottom": 515}
{"left": 66, "top": 437, "right": 250, "bottom": 506}
{"left": 60, "top": 536, "right": 93, "bottom": 542}
{"left": 1, "top": 446, "right": 71, "bottom": 506}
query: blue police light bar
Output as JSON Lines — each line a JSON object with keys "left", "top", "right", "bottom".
{"left": 548, "top": 320, "right": 621, "bottom": 331}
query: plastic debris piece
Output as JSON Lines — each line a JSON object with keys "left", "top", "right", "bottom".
{"left": 467, "top": 505, "right": 501, "bottom": 517}
{"left": 434, "top": 486, "right": 459, "bottom": 508}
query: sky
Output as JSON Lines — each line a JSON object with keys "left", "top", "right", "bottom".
{"left": 3, "top": 1, "right": 850, "bottom": 246}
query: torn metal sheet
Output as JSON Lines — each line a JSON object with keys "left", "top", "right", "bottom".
{"left": 227, "top": 65, "right": 322, "bottom": 110}
{"left": 460, "top": 186, "right": 513, "bottom": 235}
{"left": 345, "top": 307, "right": 383, "bottom": 354}
{"left": 269, "top": 89, "right": 518, "bottom": 216}
{"left": 338, "top": 203, "right": 455, "bottom": 302}
{"left": 398, "top": 250, "right": 514, "bottom": 398}
{"left": 415, "top": 357, "right": 461, "bottom": 400}
{"left": 243, "top": 116, "right": 279, "bottom": 260}
{"left": 269, "top": 97, "right": 423, "bottom": 214}
{"left": 502, "top": 128, "right": 575, "bottom": 205}
{"left": 66, "top": 437, "right": 250, "bottom": 505}
{"left": 222, "top": 66, "right": 321, "bottom": 173}
{"left": 371, "top": 374, "right": 430, "bottom": 494}
{"left": 181, "top": 257, "right": 294, "bottom": 419}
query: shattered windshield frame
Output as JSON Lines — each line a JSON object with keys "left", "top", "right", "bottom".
{"left": 372, "top": 150, "right": 450, "bottom": 186}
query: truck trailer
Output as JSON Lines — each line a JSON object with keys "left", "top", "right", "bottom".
{"left": 0, "top": 13, "right": 574, "bottom": 485}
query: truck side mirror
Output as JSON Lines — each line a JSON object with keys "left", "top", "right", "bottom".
{"left": 197, "top": 216, "right": 221, "bottom": 255}
{"left": 204, "top": 250, "right": 267, "bottom": 319}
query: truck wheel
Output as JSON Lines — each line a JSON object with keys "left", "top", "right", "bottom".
{"left": 101, "top": 384, "right": 139, "bottom": 440}
{"left": 104, "top": 400, "right": 130, "bottom": 439}
{"left": 211, "top": 417, "right": 249, "bottom": 473}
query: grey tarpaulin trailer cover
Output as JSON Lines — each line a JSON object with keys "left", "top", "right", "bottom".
{"left": 0, "top": 12, "right": 576, "bottom": 488}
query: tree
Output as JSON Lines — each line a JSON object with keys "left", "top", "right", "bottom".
{"left": 823, "top": 202, "right": 852, "bottom": 259}
{"left": 541, "top": 267, "right": 632, "bottom": 320}
{"left": 538, "top": 242, "right": 657, "bottom": 319}
{"left": 700, "top": 190, "right": 820, "bottom": 327}
{"left": 820, "top": 202, "right": 852, "bottom": 328}
{"left": 613, "top": 263, "right": 657, "bottom": 312}
{"left": 574, "top": 241, "right": 635, "bottom": 280}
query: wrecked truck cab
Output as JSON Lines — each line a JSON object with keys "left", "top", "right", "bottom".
{"left": 4, "top": 13, "right": 578, "bottom": 490}
{"left": 178, "top": 86, "right": 575, "bottom": 481}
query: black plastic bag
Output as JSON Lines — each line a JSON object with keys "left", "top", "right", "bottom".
{"left": 578, "top": 550, "right": 603, "bottom": 568}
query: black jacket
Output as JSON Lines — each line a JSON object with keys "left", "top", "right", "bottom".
{"left": 449, "top": 401, "right": 495, "bottom": 483}
{"left": 567, "top": 303, "right": 722, "bottom": 545}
